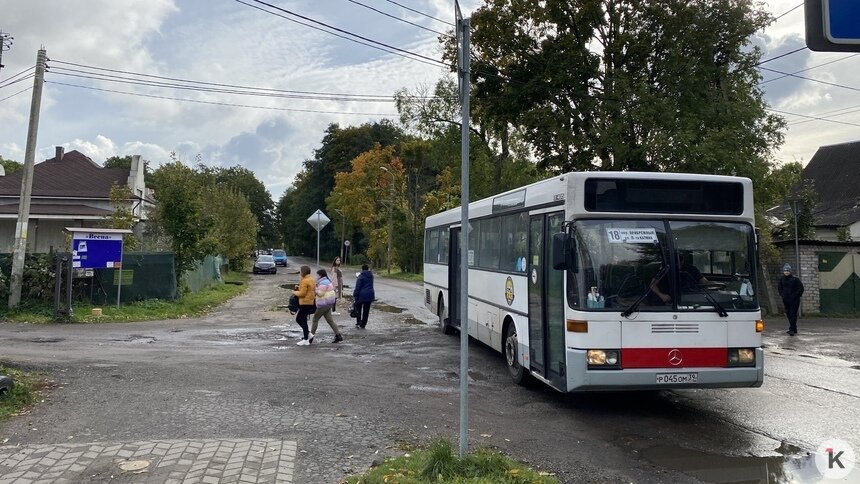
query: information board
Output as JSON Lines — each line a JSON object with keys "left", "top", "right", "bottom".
{"left": 71, "top": 232, "right": 124, "bottom": 269}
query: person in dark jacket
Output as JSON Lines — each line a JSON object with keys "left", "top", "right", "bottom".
{"left": 353, "top": 264, "right": 375, "bottom": 329}
{"left": 777, "top": 263, "right": 804, "bottom": 336}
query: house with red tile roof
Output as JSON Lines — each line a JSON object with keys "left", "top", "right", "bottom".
{"left": 0, "top": 147, "right": 153, "bottom": 253}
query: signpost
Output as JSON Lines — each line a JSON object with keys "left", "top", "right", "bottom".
{"left": 307, "top": 209, "right": 330, "bottom": 267}
{"left": 66, "top": 228, "right": 132, "bottom": 310}
{"left": 806, "top": 0, "right": 860, "bottom": 52}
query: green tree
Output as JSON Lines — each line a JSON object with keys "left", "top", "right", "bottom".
{"left": 456, "top": 0, "right": 785, "bottom": 180}
{"left": 103, "top": 155, "right": 152, "bottom": 178}
{"left": 277, "top": 121, "right": 405, "bottom": 260}
{"left": 149, "top": 158, "right": 212, "bottom": 283}
{"left": 0, "top": 155, "right": 22, "bottom": 175}
{"left": 327, "top": 144, "right": 404, "bottom": 268}
{"left": 103, "top": 183, "right": 140, "bottom": 251}
{"left": 197, "top": 165, "right": 276, "bottom": 248}
{"left": 202, "top": 185, "right": 258, "bottom": 270}
{"left": 785, "top": 180, "right": 817, "bottom": 240}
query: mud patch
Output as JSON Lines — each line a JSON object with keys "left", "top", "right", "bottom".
{"left": 640, "top": 445, "right": 821, "bottom": 483}
{"left": 374, "top": 302, "right": 404, "bottom": 314}
{"left": 402, "top": 317, "right": 426, "bottom": 325}
{"left": 110, "top": 334, "right": 156, "bottom": 344}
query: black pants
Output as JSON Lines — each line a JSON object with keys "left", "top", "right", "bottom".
{"left": 784, "top": 299, "right": 800, "bottom": 333}
{"left": 296, "top": 304, "right": 315, "bottom": 339}
{"left": 355, "top": 302, "right": 371, "bottom": 328}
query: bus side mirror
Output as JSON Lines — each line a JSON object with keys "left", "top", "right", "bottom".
{"left": 552, "top": 233, "right": 572, "bottom": 271}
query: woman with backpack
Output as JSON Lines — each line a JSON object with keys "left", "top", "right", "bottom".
{"left": 309, "top": 269, "right": 344, "bottom": 344}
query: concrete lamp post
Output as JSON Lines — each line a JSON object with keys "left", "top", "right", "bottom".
{"left": 789, "top": 198, "right": 802, "bottom": 317}
{"left": 380, "top": 166, "right": 395, "bottom": 275}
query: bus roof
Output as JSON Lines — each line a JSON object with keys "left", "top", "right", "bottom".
{"left": 425, "top": 171, "right": 754, "bottom": 227}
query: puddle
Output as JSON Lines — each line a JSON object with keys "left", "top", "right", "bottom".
{"left": 641, "top": 445, "right": 823, "bottom": 483}
{"left": 110, "top": 334, "right": 156, "bottom": 344}
{"left": 375, "top": 303, "right": 404, "bottom": 314}
{"left": 402, "top": 317, "right": 426, "bottom": 325}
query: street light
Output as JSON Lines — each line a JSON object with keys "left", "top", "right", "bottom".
{"left": 380, "top": 166, "right": 395, "bottom": 275}
{"left": 334, "top": 208, "right": 346, "bottom": 263}
{"left": 789, "top": 198, "right": 802, "bottom": 317}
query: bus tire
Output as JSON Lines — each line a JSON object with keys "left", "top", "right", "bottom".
{"left": 504, "top": 322, "right": 528, "bottom": 385}
{"left": 438, "top": 299, "right": 455, "bottom": 335}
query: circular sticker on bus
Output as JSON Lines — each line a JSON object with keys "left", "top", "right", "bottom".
{"left": 504, "top": 276, "right": 515, "bottom": 306}
{"left": 531, "top": 268, "right": 538, "bottom": 284}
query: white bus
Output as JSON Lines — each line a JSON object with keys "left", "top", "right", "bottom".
{"left": 423, "top": 172, "right": 763, "bottom": 392}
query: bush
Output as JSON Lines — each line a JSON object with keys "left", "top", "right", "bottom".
{"left": 352, "top": 253, "right": 369, "bottom": 266}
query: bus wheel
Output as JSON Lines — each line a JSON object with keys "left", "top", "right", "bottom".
{"left": 505, "top": 323, "right": 527, "bottom": 385}
{"left": 439, "top": 301, "right": 455, "bottom": 335}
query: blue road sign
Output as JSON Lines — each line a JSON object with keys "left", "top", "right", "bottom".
{"left": 824, "top": 0, "right": 860, "bottom": 44}
{"left": 71, "top": 232, "right": 123, "bottom": 269}
{"left": 807, "top": 0, "right": 860, "bottom": 52}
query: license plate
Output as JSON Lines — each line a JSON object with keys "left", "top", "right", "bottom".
{"left": 656, "top": 372, "right": 698, "bottom": 384}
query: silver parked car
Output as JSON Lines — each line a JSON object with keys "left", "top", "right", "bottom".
{"left": 253, "top": 254, "right": 277, "bottom": 274}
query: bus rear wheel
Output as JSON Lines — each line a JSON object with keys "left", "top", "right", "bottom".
{"left": 438, "top": 301, "right": 455, "bottom": 335}
{"left": 505, "top": 323, "right": 528, "bottom": 385}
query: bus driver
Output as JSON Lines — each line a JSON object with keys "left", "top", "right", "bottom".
{"left": 651, "top": 252, "right": 709, "bottom": 304}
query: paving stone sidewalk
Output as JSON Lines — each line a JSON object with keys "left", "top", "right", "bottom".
{"left": 0, "top": 438, "right": 296, "bottom": 483}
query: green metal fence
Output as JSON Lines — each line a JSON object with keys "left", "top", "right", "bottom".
{"left": 88, "top": 252, "right": 178, "bottom": 304}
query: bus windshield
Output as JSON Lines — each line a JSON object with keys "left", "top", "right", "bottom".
{"left": 571, "top": 220, "right": 758, "bottom": 313}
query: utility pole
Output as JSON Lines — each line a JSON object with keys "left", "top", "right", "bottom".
{"left": 0, "top": 31, "right": 13, "bottom": 73}
{"left": 8, "top": 48, "right": 46, "bottom": 309}
{"left": 456, "top": 2, "right": 471, "bottom": 459}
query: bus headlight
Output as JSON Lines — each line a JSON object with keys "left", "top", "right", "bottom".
{"left": 728, "top": 348, "right": 755, "bottom": 367}
{"left": 587, "top": 349, "right": 621, "bottom": 369}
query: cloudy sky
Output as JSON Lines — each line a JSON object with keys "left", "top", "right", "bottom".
{"left": 0, "top": 1, "right": 856, "bottom": 199}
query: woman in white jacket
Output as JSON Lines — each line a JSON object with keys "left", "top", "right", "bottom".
{"left": 309, "top": 269, "right": 344, "bottom": 344}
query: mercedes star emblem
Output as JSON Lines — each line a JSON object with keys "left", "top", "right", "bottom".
{"left": 668, "top": 349, "right": 683, "bottom": 366}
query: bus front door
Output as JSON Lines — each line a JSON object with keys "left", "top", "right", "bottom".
{"left": 528, "top": 212, "right": 567, "bottom": 390}
{"left": 448, "top": 227, "right": 461, "bottom": 329}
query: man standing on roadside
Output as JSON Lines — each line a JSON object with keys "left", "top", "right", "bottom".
{"left": 778, "top": 263, "right": 804, "bottom": 336}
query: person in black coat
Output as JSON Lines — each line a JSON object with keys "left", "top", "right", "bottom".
{"left": 353, "top": 264, "right": 375, "bottom": 328}
{"left": 777, "top": 263, "right": 804, "bottom": 336}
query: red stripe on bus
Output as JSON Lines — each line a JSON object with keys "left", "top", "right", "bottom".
{"left": 621, "top": 348, "right": 727, "bottom": 369}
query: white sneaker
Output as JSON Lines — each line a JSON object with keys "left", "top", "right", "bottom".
{"left": 308, "top": 333, "right": 315, "bottom": 344}
{"left": 296, "top": 339, "right": 309, "bottom": 346}
{"left": 332, "top": 312, "right": 341, "bottom": 316}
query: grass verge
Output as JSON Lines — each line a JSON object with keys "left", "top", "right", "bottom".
{"left": 346, "top": 439, "right": 558, "bottom": 484}
{"left": 380, "top": 267, "right": 424, "bottom": 283}
{"left": 0, "top": 366, "right": 48, "bottom": 421}
{"left": 0, "top": 271, "right": 249, "bottom": 324}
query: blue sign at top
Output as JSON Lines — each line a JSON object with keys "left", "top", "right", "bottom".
{"left": 824, "top": 0, "right": 860, "bottom": 44}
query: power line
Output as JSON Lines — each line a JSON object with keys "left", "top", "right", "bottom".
{"left": 774, "top": 2, "right": 803, "bottom": 21}
{"left": 754, "top": 46, "right": 808, "bottom": 67}
{"left": 0, "top": 73, "right": 34, "bottom": 90}
{"left": 235, "top": 0, "right": 449, "bottom": 68}
{"left": 50, "top": 59, "right": 431, "bottom": 100}
{"left": 48, "top": 68, "right": 398, "bottom": 103}
{"left": 759, "top": 66, "right": 860, "bottom": 93}
{"left": 767, "top": 107, "right": 860, "bottom": 127}
{"left": 382, "top": 0, "right": 453, "bottom": 26}
{"left": 345, "top": 0, "right": 449, "bottom": 37}
{"left": 46, "top": 80, "right": 398, "bottom": 117}
{"left": 759, "top": 53, "right": 860, "bottom": 85}
{"left": 789, "top": 103, "right": 860, "bottom": 126}
{"left": 0, "top": 65, "right": 34, "bottom": 85}
{"left": 0, "top": 85, "right": 31, "bottom": 103}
